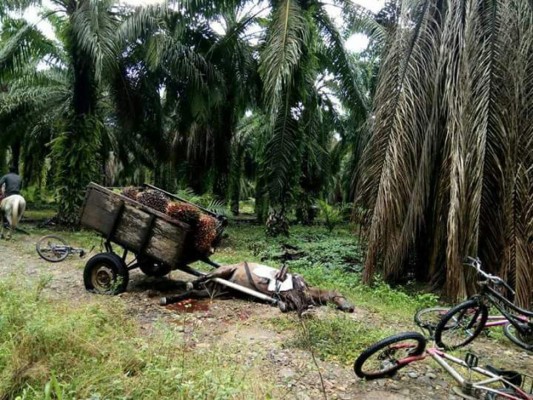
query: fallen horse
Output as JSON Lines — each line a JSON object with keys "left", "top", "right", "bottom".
{"left": 160, "top": 262, "right": 355, "bottom": 313}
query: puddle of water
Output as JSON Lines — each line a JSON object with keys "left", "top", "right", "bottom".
{"left": 165, "top": 299, "right": 210, "bottom": 313}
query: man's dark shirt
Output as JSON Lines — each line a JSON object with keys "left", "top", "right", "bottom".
{"left": 0, "top": 173, "right": 22, "bottom": 197}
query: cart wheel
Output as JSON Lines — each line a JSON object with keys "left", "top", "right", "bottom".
{"left": 84, "top": 253, "right": 129, "bottom": 295}
{"left": 137, "top": 259, "right": 172, "bottom": 277}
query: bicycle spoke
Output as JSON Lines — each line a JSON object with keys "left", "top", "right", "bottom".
{"left": 36, "top": 235, "right": 70, "bottom": 262}
{"left": 354, "top": 333, "right": 426, "bottom": 379}
{"left": 436, "top": 301, "right": 488, "bottom": 350}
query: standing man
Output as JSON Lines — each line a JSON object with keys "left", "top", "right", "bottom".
{"left": 0, "top": 166, "right": 22, "bottom": 199}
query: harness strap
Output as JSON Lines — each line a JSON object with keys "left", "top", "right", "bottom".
{"left": 244, "top": 261, "right": 262, "bottom": 293}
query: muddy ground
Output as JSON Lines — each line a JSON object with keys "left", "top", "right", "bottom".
{"left": 1, "top": 228, "right": 531, "bottom": 399}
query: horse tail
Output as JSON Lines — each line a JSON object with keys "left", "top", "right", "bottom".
{"left": 11, "top": 196, "right": 26, "bottom": 229}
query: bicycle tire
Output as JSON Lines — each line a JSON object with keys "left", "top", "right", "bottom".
{"left": 36, "top": 235, "right": 70, "bottom": 262}
{"left": 435, "top": 299, "right": 489, "bottom": 350}
{"left": 354, "top": 332, "right": 426, "bottom": 380}
{"left": 414, "top": 307, "right": 450, "bottom": 336}
{"left": 503, "top": 323, "right": 533, "bottom": 351}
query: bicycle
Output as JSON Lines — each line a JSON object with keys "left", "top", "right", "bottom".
{"left": 354, "top": 331, "right": 533, "bottom": 399}
{"left": 415, "top": 307, "right": 528, "bottom": 340}
{"left": 36, "top": 234, "right": 88, "bottom": 262}
{"left": 433, "top": 257, "right": 533, "bottom": 351}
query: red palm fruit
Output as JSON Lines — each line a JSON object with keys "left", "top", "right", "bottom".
{"left": 122, "top": 186, "right": 139, "bottom": 200}
{"left": 195, "top": 214, "right": 218, "bottom": 254}
{"left": 166, "top": 202, "right": 201, "bottom": 227}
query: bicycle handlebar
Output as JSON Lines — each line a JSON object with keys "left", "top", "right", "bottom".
{"left": 463, "top": 257, "right": 515, "bottom": 295}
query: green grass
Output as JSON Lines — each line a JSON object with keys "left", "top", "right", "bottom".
{"left": 0, "top": 279, "right": 273, "bottom": 400}
{"left": 269, "top": 314, "right": 392, "bottom": 365}
{"left": 23, "top": 208, "right": 57, "bottom": 221}
{"left": 4, "top": 215, "right": 445, "bottom": 389}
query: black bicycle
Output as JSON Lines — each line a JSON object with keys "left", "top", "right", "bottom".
{"left": 36, "top": 235, "right": 87, "bottom": 262}
{"left": 434, "top": 257, "right": 533, "bottom": 351}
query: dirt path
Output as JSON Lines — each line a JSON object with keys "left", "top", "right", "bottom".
{"left": 1, "top": 229, "right": 531, "bottom": 399}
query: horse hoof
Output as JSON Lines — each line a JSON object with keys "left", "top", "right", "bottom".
{"left": 159, "top": 297, "right": 168, "bottom": 306}
{"left": 278, "top": 301, "right": 288, "bottom": 313}
{"left": 186, "top": 282, "right": 194, "bottom": 291}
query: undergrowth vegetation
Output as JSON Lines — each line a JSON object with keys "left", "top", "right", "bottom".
{"left": 1, "top": 222, "right": 442, "bottom": 394}
{"left": 0, "top": 279, "right": 272, "bottom": 400}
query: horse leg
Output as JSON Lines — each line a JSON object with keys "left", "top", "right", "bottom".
{"left": 5, "top": 212, "right": 13, "bottom": 240}
{"left": 307, "top": 287, "right": 354, "bottom": 312}
{"left": 186, "top": 265, "right": 237, "bottom": 290}
{"left": 159, "top": 289, "right": 211, "bottom": 305}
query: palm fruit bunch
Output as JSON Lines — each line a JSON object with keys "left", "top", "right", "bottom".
{"left": 136, "top": 190, "right": 169, "bottom": 214}
{"left": 166, "top": 202, "right": 201, "bottom": 227}
{"left": 121, "top": 186, "right": 139, "bottom": 201}
{"left": 194, "top": 214, "right": 218, "bottom": 254}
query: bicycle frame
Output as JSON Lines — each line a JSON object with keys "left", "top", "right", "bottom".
{"left": 477, "top": 283, "right": 533, "bottom": 336}
{"left": 395, "top": 346, "right": 532, "bottom": 399}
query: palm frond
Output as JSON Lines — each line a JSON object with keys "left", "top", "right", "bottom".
{"left": 71, "top": 0, "right": 120, "bottom": 81}
{"left": 263, "top": 95, "right": 301, "bottom": 208}
{"left": 0, "top": 18, "right": 56, "bottom": 77}
{"left": 357, "top": 0, "right": 533, "bottom": 305}
{"left": 259, "top": 0, "right": 310, "bottom": 117}
{"left": 315, "top": 8, "right": 369, "bottom": 116}
{"left": 341, "top": 1, "right": 388, "bottom": 44}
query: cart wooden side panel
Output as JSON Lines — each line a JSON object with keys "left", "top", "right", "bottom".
{"left": 80, "top": 183, "right": 190, "bottom": 266}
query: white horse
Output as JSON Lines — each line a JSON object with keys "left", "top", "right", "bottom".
{"left": 0, "top": 194, "right": 26, "bottom": 239}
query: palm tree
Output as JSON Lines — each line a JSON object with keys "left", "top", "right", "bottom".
{"left": 0, "top": 15, "right": 67, "bottom": 191}
{"left": 257, "top": 0, "right": 369, "bottom": 224}
{"left": 1, "top": 0, "right": 125, "bottom": 223}
{"left": 176, "top": 0, "right": 370, "bottom": 226}
{"left": 357, "top": 0, "right": 533, "bottom": 307}
{"left": 114, "top": 3, "right": 260, "bottom": 198}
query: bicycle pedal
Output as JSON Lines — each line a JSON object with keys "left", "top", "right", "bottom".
{"left": 465, "top": 352, "right": 479, "bottom": 368}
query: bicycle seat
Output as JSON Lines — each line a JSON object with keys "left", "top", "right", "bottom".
{"left": 485, "top": 365, "right": 522, "bottom": 387}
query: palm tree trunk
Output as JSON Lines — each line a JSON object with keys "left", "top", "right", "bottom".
{"left": 213, "top": 104, "right": 234, "bottom": 201}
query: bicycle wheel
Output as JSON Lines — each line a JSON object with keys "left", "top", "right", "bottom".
{"left": 36, "top": 235, "right": 70, "bottom": 262}
{"left": 484, "top": 388, "right": 528, "bottom": 400}
{"left": 354, "top": 332, "right": 426, "bottom": 380}
{"left": 503, "top": 323, "right": 533, "bottom": 351}
{"left": 435, "top": 300, "right": 489, "bottom": 350}
{"left": 414, "top": 307, "right": 450, "bottom": 336}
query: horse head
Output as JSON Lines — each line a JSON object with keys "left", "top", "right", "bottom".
{"left": 0, "top": 194, "right": 26, "bottom": 240}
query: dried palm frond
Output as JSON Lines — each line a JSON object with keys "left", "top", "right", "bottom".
{"left": 357, "top": 0, "right": 533, "bottom": 306}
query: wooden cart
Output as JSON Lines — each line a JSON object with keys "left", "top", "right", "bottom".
{"left": 79, "top": 182, "right": 226, "bottom": 294}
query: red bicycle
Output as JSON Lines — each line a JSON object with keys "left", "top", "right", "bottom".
{"left": 354, "top": 331, "right": 533, "bottom": 399}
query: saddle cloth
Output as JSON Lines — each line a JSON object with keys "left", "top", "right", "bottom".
{"left": 252, "top": 265, "right": 294, "bottom": 292}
